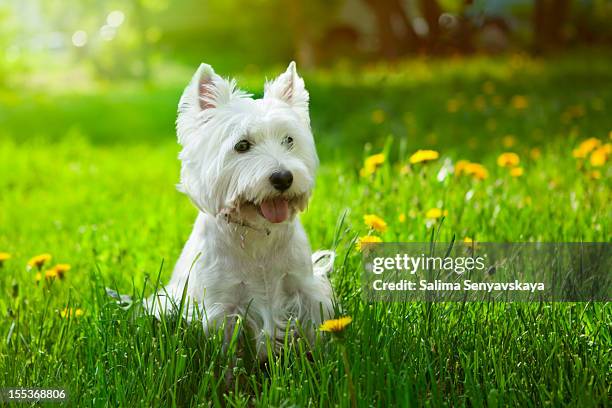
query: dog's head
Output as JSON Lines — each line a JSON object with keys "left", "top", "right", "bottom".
{"left": 176, "top": 62, "right": 317, "bottom": 226}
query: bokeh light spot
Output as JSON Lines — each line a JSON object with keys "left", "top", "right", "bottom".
{"left": 71, "top": 30, "right": 88, "bottom": 47}
{"left": 107, "top": 10, "right": 125, "bottom": 28}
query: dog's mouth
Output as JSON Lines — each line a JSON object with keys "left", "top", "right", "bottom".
{"left": 229, "top": 193, "right": 308, "bottom": 225}
{"left": 259, "top": 197, "right": 290, "bottom": 223}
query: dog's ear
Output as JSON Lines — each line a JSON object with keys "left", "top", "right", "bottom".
{"left": 179, "top": 63, "right": 242, "bottom": 114}
{"left": 264, "top": 61, "right": 309, "bottom": 123}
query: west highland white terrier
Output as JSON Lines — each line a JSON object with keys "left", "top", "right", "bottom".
{"left": 144, "top": 62, "right": 334, "bottom": 357}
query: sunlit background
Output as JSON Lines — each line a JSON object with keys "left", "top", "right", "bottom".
{"left": 2, "top": 0, "right": 611, "bottom": 86}
{"left": 1, "top": 0, "right": 611, "bottom": 194}
{"left": 0, "top": 1, "right": 610, "bottom": 159}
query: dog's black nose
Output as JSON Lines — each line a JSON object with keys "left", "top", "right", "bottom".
{"left": 269, "top": 170, "right": 293, "bottom": 192}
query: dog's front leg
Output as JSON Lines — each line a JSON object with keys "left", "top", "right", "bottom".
{"left": 202, "top": 306, "right": 246, "bottom": 386}
{"left": 282, "top": 273, "right": 334, "bottom": 343}
{"left": 221, "top": 314, "right": 244, "bottom": 387}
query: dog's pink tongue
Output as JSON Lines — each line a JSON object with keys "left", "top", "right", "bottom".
{"left": 260, "top": 198, "right": 289, "bottom": 223}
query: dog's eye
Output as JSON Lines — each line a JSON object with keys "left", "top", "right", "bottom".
{"left": 234, "top": 140, "right": 251, "bottom": 153}
{"left": 283, "top": 136, "right": 294, "bottom": 148}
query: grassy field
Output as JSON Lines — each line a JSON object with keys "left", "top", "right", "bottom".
{"left": 0, "top": 52, "right": 610, "bottom": 406}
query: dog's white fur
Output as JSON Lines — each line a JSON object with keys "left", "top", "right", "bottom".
{"left": 144, "top": 62, "right": 333, "bottom": 357}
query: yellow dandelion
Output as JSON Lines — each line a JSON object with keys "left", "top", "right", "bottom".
{"left": 446, "top": 99, "right": 460, "bottom": 113}
{"left": 371, "top": 109, "right": 385, "bottom": 124}
{"left": 356, "top": 235, "right": 382, "bottom": 251}
{"left": 365, "top": 153, "right": 385, "bottom": 167}
{"left": 0, "top": 252, "right": 11, "bottom": 266}
{"left": 530, "top": 148, "right": 542, "bottom": 160}
{"left": 590, "top": 152, "right": 605, "bottom": 167}
{"left": 510, "top": 167, "right": 524, "bottom": 177}
{"left": 464, "top": 163, "right": 489, "bottom": 180}
{"left": 590, "top": 145, "right": 609, "bottom": 167}
{"left": 486, "top": 118, "right": 497, "bottom": 131}
{"left": 364, "top": 214, "right": 387, "bottom": 233}
{"left": 561, "top": 105, "right": 585, "bottom": 123}
{"left": 360, "top": 153, "right": 385, "bottom": 177}
{"left": 511, "top": 95, "right": 528, "bottom": 110}
{"left": 473, "top": 95, "right": 486, "bottom": 111}
{"left": 35, "top": 272, "right": 42, "bottom": 283}
{"left": 409, "top": 149, "right": 439, "bottom": 164}
{"left": 319, "top": 316, "right": 352, "bottom": 333}
{"left": 44, "top": 269, "right": 58, "bottom": 280}
{"left": 359, "top": 167, "right": 371, "bottom": 178}
{"left": 425, "top": 208, "right": 448, "bottom": 219}
{"left": 454, "top": 160, "right": 471, "bottom": 176}
{"left": 572, "top": 138, "right": 601, "bottom": 159}
{"left": 398, "top": 213, "right": 406, "bottom": 223}
{"left": 572, "top": 148, "right": 584, "bottom": 159}
{"left": 50, "top": 264, "right": 71, "bottom": 279}
{"left": 497, "top": 152, "right": 520, "bottom": 168}
{"left": 571, "top": 105, "right": 585, "bottom": 117}
{"left": 464, "top": 237, "right": 473, "bottom": 243}
{"left": 456, "top": 160, "right": 488, "bottom": 180}
{"left": 27, "top": 253, "right": 52, "bottom": 270}
{"left": 61, "top": 308, "right": 84, "bottom": 318}
{"left": 589, "top": 170, "right": 601, "bottom": 180}
{"left": 502, "top": 135, "right": 516, "bottom": 148}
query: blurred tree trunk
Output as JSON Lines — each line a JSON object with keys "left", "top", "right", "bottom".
{"left": 419, "top": 0, "right": 442, "bottom": 51}
{"left": 453, "top": 2, "right": 476, "bottom": 54}
{"left": 533, "top": 0, "right": 549, "bottom": 53}
{"left": 533, "top": 0, "right": 571, "bottom": 53}
{"left": 362, "top": 0, "right": 419, "bottom": 58}
{"left": 549, "top": 0, "right": 570, "bottom": 46}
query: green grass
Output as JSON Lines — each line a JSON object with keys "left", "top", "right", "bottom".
{"left": 0, "top": 52, "right": 611, "bottom": 407}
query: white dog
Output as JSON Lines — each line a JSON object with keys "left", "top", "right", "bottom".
{"left": 145, "top": 62, "right": 334, "bottom": 357}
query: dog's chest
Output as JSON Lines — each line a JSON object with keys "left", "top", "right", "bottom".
{"left": 194, "top": 217, "right": 310, "bottom": 322}
{"left": 231, "top": 260, "right": 290, "bottom": 302}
